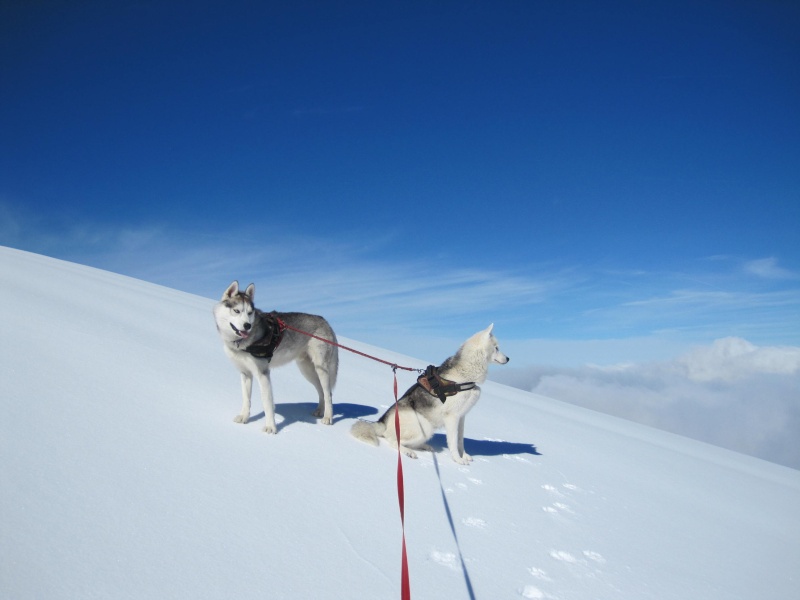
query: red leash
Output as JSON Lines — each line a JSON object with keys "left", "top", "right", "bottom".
{"left": 281, "top": 320, "right": 415, "bottom": 598}
{"left": 281, "top": 321, "right": 420, "bottom": 373}
{"left": 393, "top": 368, "right": 411, "bottom": 600}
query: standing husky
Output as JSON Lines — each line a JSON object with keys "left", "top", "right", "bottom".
{"left": 213, "top": 281, "right": 338, "bottom": 433}
{"left": 351, "top": 324, "right": 509, "bottom": 464}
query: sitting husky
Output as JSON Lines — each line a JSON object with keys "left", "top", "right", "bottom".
{"left": 351, "top": 324, "right": 509, "bottom": 464}
{"left": 213, "top": 281, "right": 338, "bottom": 433}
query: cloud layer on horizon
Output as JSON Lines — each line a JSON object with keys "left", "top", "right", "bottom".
{"left": 494, "top": 337, "right": 800, "bottom": 470}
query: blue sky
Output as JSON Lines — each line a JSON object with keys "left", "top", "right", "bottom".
{"left": 1, "top": 0, "right": 798, "bottom": 366}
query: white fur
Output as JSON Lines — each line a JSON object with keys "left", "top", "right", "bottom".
{"left": 351, "top": 324, "right": 509, "bottom": 464}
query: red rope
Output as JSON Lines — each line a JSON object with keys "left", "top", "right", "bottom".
{"left": 394, "top": 368, "right": 411, "bottom": 600}
{"left": 280, "top": 321, "right": 420, "bottom": 373}
{"left": 281, "top": 319, "right": 414, "bottom": 598}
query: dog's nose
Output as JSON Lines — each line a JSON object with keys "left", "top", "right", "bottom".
{"left": 243, "top": 322, "right": 251, "bottom": 330}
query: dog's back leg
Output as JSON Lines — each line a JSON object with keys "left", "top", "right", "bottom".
{"left": 296, "top": 356, "right": 334, "bottom": 425}
{"left": 314, "top": 365, "right": 334, "bottom": 425}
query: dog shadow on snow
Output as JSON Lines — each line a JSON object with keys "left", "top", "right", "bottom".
{"left": 247, "top": 405, "right": 541, "bottom": 457}
{"left": 247, "top": 402, "right": 378, "bottom": 428}
{"left": 429, "top": 433, "right": 541, "bottom": 457}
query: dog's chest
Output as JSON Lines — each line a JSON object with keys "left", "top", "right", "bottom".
{"left": 442, "top": 387, "right": 480, "bottom": 417}
{"left": 223, "top": 343, "right": 268, "bottom": 373}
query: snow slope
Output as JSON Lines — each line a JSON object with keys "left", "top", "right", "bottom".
{"left": 1, "top": 246, "right": 798, "bottom": 600}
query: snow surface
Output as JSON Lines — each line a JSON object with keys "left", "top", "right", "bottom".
{"left": 2, "top": 246, "right": 799, "bottom": 600}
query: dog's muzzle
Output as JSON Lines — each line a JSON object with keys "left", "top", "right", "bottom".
{"left": 230, "top": 322, "right": 250, "bottom": 338}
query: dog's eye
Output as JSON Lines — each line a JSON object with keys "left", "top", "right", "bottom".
{"left": 233, "top": 308, "right": 240, "bottom": 314}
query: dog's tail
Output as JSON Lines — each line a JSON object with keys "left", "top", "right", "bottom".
{"left": 350, "top": 419, "right": 385, "bottom": 446}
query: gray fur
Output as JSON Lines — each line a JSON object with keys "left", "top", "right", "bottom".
{"left": 213, "top": 280, "right": 338, "bottom": 434}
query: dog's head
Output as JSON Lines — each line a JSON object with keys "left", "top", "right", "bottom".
{"left": 472, "top": 323, "right": 510, "bottom": 365}
{"left": 214, "top": 280, "right": 256, "bottom": 341}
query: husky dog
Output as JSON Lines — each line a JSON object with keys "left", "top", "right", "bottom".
{"left": 213, "top": 281, "right": 338, "bottom": 433}
{"left": 351, "top": 324, "right": 509, "bottom": 464}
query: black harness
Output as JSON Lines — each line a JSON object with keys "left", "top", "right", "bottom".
{"left": 416, "top": 365, "right": 476, "bottom": 404}
{"left": 239, "top": 312, "right": 286, "bottom": 361}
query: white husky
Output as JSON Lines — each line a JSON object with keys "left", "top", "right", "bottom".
{"left": 351, "top": 324, "right": 509, "bottom": 464}
{"left": 213, "top": 281, "right": 338, "bottom": 433}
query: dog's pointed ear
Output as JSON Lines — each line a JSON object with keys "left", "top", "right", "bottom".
{"left": 245, "top": 283, "right": 255, "bottom": 301}
{"left": 483, "top": 323, "right": 494, "bottom": 336}
{"left": 223, "top": 281, "right": 239, "bottom": 300}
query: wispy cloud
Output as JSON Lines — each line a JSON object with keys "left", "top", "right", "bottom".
{"left": 2, "top": 202, "right": 799, "bottom": 363}
{"left": 0, "top": 208, "right": 578, "bottom": 347}
{"left": 583, "top": 282, "right": 800, "bottom": 344}
{"left": 743, "top": 257, "right": 800, "bottom": 280}
{"left": 621, "top": 288, "right": 800, "bottom": 314}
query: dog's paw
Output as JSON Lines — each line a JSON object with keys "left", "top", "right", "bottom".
{"left": 403, "top": 448, "right": 418, "bottom": 459}
{"left": 320, "top": 416, "right": 333, "bottom": 425}
{"left": 233, "top": 414, "right": 249, "bottom": 424}
{"left": 451, "top": 453, "right": 472, "bottom": 465}
{"left": 419, "top": 444, "right": 434, "bottom": 452}
{"left": 262, "top": 424, "right": 278, "bottom": 434}
{"left": 312, "top": 408, "right": 323, "bottom": 418}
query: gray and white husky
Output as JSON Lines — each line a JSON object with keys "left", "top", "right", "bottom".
{"left": 351, "top": 324, "right": 509, "bottom": 464}
{"left": 213, "top": 281, "right": 338, "bottom": 433}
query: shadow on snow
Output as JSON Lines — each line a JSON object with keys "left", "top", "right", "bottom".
{"left": 248, "top": 403, "right": 541, "bottom": 458}
{"left": 429, "top": 433, "right": 542, "bottom": 457}
{"left": 247, "top": 402, "right": 379, "bottom": 428}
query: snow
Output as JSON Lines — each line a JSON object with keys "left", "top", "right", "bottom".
{"left": 2, "top": 245, "right": 799, "bottom": 600}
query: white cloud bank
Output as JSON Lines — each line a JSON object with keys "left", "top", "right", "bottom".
{"left": 494, "top": 337, "right": 800, "bottom": 470}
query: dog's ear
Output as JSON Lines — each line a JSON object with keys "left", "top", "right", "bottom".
{"left": 245, "top": 283, "right": 255, "bottom": 301}
{"left": 482, "top": 323, "right": 494, "bottom": 336}
{"left": 223, "top": 281, "right": 239, "bottom": 300}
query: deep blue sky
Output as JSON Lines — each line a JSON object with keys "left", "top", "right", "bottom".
{"left": 1, "top": 0, "right": 798, "bottom": 364}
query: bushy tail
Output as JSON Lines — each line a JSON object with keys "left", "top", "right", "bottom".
{"left": 350, "top": 420, "right": 385, "bottom": 446}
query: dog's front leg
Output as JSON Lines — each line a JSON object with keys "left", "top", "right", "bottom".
{"left": 234, "top": 372, "right": 253, "bottom": 424}
{"left": 444, "top": 416, "right": 471, "bottom": 464}
{"left": 256, "top": 369, "right": 277, "bottom": 434}
{"left": 457, "top": 416, "right": 472, "bottom": 463}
